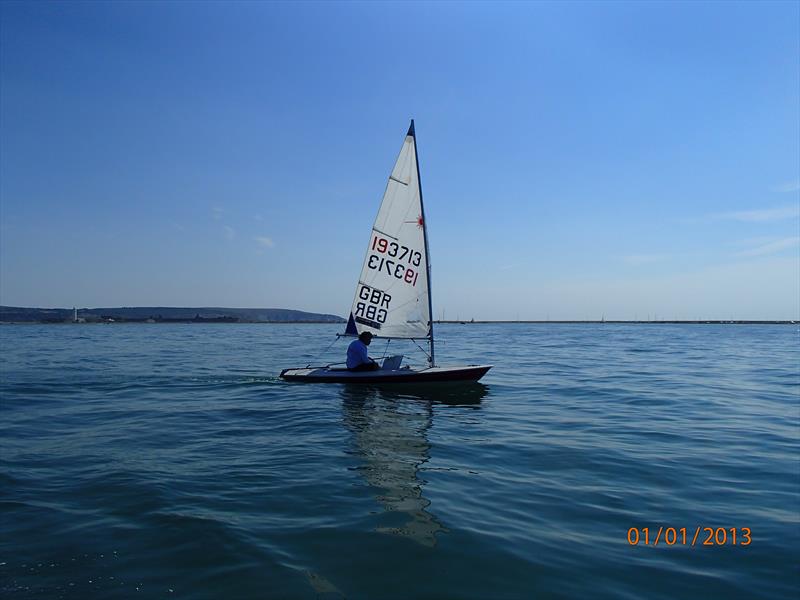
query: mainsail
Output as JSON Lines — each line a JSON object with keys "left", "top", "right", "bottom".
{"left": 345, "top": 121, "right": 433, "bottom": 344}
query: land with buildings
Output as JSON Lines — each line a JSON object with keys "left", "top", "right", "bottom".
{"left": 0, "top": 306, "right": 346, "bottom": 324}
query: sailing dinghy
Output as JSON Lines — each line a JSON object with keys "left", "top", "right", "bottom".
{"left": 280, "top": 121, "right": 491, "bottom": 384}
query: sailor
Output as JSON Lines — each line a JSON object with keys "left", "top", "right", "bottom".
{"left": 347, "top": 331, "right": 380, "bottom": 371}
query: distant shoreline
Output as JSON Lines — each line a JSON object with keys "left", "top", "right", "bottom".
{"left": 1, "top": 320, "right": 795, "bottom": 325}
{"left": 0, "top": 306, "right": 346, "bottom": 325}
{"left": 0, "top": 306, "right": 795, "bottom": 325}
{"left": 434, "top": 320, "right": 797, "bottom": 325}
{"left": 0, "top": 320, "right": 345, "bottom": 325}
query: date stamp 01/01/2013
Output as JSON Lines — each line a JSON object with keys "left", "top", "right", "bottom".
{"left": 627, "top": 527, "right": 752, "bottom": 547}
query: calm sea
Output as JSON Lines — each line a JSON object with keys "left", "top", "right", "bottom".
{"left": 1, "top": 323, "right": 797, "bottom": 599}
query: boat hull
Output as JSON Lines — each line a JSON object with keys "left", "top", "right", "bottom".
{"left": 279, "top": 365, "right": 492, "bottom": 384}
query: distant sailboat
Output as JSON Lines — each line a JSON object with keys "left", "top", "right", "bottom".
{"left": 280, "top": 121, "right": 491, "bottom": 383}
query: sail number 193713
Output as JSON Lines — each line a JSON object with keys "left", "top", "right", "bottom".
{"left": 368, "top": 235, "right": 422, "bottom": 286}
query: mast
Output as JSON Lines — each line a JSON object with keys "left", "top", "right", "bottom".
{"left": 409, "top": 119, "right": 435, "bottom": 367}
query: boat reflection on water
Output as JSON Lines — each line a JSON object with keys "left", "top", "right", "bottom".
{"left": 340, "top": 383, "right": 488, "bottom": 547}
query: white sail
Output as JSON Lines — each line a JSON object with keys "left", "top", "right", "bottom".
{"left": 345, "top": 122, "right": 432, "bottom": 340}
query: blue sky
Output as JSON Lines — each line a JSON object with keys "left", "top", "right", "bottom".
{"left": 1, "top": 0, "right": 798, "bottom": 320}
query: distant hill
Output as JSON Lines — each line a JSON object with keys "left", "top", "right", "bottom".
{"left": 0, "top": 306, "right": 345, "bottom": 323}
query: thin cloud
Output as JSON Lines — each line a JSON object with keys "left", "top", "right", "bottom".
{"left": 223, "top": 225, "right": 236, "bottom": 240}
{"left": 771, "top": 181, "right": 800, "bottom": 193}
{"left": 734, "top": 237, "right": 799, "bottom": 258}
{"left": 255, "top": 236, "right": 275, "bottom": 248}
{"left": 623, "top": 254, "right": 668, "bottom": 266}
{"left": 716, "top": 205, "right": 799, "bottom": 222}
{"left": 212, "top": 206, "right": 225, "bottom": 221}
{"left": 733, "top": 236, "right": 782, "bottom": 248}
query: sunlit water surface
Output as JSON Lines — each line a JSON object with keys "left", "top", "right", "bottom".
{"left": 1, "top": 323, "right": 797, "bottom": 598}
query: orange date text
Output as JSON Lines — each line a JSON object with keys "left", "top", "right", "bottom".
{"left": 627, "top": 527, "right": 751, "bottom": 547}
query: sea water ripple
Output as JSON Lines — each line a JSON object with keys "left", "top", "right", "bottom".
{"left": 0, "top": 323, "right": 797, "bottom": 598}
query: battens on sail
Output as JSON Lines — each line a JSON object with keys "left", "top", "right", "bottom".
{"left": 345, "top": 124, "right": 431, "bottom": 340}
